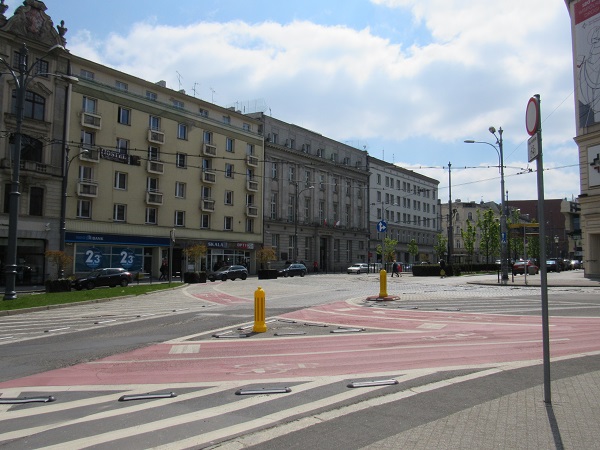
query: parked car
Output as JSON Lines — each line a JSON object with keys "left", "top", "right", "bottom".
{"left": 72, "top": 268, "right": 132, "bottom": 290}
{"left": 278, "top": 263, "right": 307, "bottom": 277}
{"left": 512, "top": 261, "right": 539, "bottom": 275}
{"left": 207, "top": 265, "right": 248, "bottom": 282}
{"left": 347, "top": 263, "right": 369, "bottom": 274}
{"left": 546, "top": 260, "right": 561, "bottom": 273}
{"left": 571, "top": 259, "right": 582, "bottom": 270}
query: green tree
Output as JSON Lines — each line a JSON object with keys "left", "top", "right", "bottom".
{"left": 182, "top": 244, "right": 207, "bottom": 271}
{"left": 433, "top": 233, "right": 447, "bottom": 261}
{"left": 461, "top": 219, "right": 477, "bottom": 268}
{"left": 477, "top": 209, "right": 500, "bottom": 263}
{"left": 256, "top": 246, "right": 277, "bottom": 269}
{"left": 45, "top": 250, "right": 73, "bottom": 279}
{"left": 507, "top": 210, "right": 524, "bottom": 261}
{"left": 407, "top": 239, "right": 419, "bottom": 262}
{"left": 376, "top": 236, "right": 398, "bottom": 266}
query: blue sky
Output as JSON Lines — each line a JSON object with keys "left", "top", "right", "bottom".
{"left": 9, "top": 0, "right": 578, "bottom": 204}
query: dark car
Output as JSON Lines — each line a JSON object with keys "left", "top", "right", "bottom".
{"left": 546, "top": 260, "right": 561, "bottom": 273}
{"left": 512, "top": 261, "right": 539, "bottom": 275}
{"left": 278, "top": 263, "right": 307, "bottom": 277}
{"left": 72, "top": 268, "right": 132, "bottom": 290}
{"left": 207, "top": 265, "right": 248, "bottom": 282}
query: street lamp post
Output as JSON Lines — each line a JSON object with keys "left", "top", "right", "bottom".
{"left": 58, "top": 148, "right": 88, "bottom": 277}
{"left": 464, "top": 126, "right": 509, "bottom": 285}
{"left": 293, "top": 182, "right": 314, "bottom": 262}
{"left": 0, "top": 43, "right": 73, "bottom": 299}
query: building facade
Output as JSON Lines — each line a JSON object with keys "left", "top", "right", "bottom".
{"left": 0, "top": 0, "right": 71, "bottom": 284}
{"left": 248, "top": 113, "right": 370, "bottom": 273}
{"left": 65, "top": 58, "right": 264, "bottom": 277}
{"left": 368, "top": 158, "right": 440, "bottom": 265}
{"left": 564, "top": 0, "right": 600, "bottom": 278}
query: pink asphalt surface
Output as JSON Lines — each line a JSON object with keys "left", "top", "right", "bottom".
{"left": 2, "top": 301, "right": 600, "bottom": 388}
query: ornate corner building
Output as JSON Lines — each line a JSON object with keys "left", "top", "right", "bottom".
{"left": 564, "top": 0, "right": 600, "bottom": 278}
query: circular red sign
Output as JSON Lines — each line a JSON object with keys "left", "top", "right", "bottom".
{"left": 526, "top": 97, "right": 539, "bottom": 136}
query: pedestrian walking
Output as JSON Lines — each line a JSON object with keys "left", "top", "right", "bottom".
{"left": 313, "top": 261, "right": 318, "bottom": 273}
{"left": 159, "top": 259, "right": 168, "bottom": 280}
{"left": 439, "top": 259, "right": 446, "bottom": 278}
{"left": 392, "top": 260, "right": 400, "bottom": 277}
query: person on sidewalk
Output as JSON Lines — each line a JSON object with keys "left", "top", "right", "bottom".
{"left": 391, "top": 260, "right": 400, "bottom": 277}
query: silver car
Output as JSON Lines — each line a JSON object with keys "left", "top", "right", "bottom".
{"left": 347, "top": 263, "right": 369, "bottom": 274}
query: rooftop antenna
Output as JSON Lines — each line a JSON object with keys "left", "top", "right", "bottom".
{"left": 176, "top": 71, "right": 183, "bottom": 91}
{"left": 210, "top": 87, "right": 216, "bottom": 103}
{"left": 192, "top": 82, "right": 200, "bottom": 98}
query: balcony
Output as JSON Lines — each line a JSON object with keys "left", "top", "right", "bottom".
{"left": 200, "top": 198, "right": 215, "bottom": 212}
{"left": 202, "top": 170, "right": 216, "bottom": 183}
{"left": 246, "top": 178, "right": 259, "bottom": 192}
{"left": 148, "top": 128, "right": 165, "bottom": 144}
{"left": 146, "top": 190, "right": 163, "bottom": 205}
{"left": 79, "top": 148, "right": 99, "bottom": 163}
{"left": 246, "top": 155, "right": 259, "bottom": 167}
{"left": 77, "top": 179, "right": 98, "bottom": 197}
{"left": 203, "top": 143, "right": 217, "bottom": 156}
{"left": 81, "top": 111, "right": 102, "bottom": 129}
{"left": 246, "top": 205, "right": 258, "bottom": 217}
{"left": 147, "top": 160, "right": 165, "bottom": 174}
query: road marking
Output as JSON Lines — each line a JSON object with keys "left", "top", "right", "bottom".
{"left": 169, "top": 345, "right": 200, "bottom": 354}
{"left": 417, "top": 323, "right": 447, "bottom": 330}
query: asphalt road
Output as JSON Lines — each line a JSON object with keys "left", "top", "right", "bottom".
{"left": 0, "top": 272, "right": 598, "bottom": 449}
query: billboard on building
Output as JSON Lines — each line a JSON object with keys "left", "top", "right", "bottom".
{"left": 575, "top": 0, "right": 600, "bottom": 127}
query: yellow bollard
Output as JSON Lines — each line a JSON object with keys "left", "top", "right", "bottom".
{"left": 378, "top": 269, "right": 388, "bottom": 298}
{"left": 253, "top": 286, "right": 267, "bottom": 333}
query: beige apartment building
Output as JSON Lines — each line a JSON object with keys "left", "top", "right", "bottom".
{"left": 565, "top": 0, "right": 600, "bottom": 278}
{"left": 65, "top": 60, "right": 264, "bottom": 277}
{"left": 0, "top": 1, "right": 264, "bottom": 282}
{"left": 248, "top": 113, "right": 370, "bottom": 272}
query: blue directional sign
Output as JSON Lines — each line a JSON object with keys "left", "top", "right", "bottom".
{"left": 377, "top": 220, "right": 387, "bottom": 233}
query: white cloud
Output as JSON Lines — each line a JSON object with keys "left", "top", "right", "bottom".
{"left": 66, "top": 0, "right": 578, "bottom": 202}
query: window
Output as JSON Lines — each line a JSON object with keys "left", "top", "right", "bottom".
{"left": 145, "top": 207, "right": 157, "bottom": 224}
{"left": 243, "top": 123, "right": 251, "bottom": 131}
{"left": 81, "top": 130, "right": 95, "bottom": 151}
{"left": 271, "top": 162, "right": 278, "bottom": 180}
{"left": 19, "top": 135, "right": 43, "bottom": 162}
{"left": 34, "top": 58, "right": 49, "bottom": 77}
{"left": 77, "top": 199, "right": 91, "bottom": 218}
{"left": 149, "top": 115, "right": 160, "bottom": 131}
{"left": 175, "top": 182, "right": 186, "bottom": 198}
{"left": 118, "top": 107, "right": 131, "bottom": 125}
{"left": 29, "top": 186, "right": 43, "bottom": 216}
{"left": 226, "top": 138, "right": 234, "bottom": 152}
{"left": 288, "top": 166, "right": 295, "bottom": 182}
{"left": 80, "top": 69, "right": 95, "bottom": 80}
{"left": 270, "top": 193, "right": 278, "bottom": 219}
{"left": 113, "top": 204, "right": 126, "bottom": 221}
{"left": 200, "top": 214, "right": 210, "bottom": 229}
{"left": 146, "top": 90, "right": 157, "bottom": 101}
{"left": 148, "top": 146, "right": 160, "bottom": 161}
{"left": 173, "top": 99, "right": 184, "bottom": 109}
{"left": 246, "top": 218, "right": 254, "bottom": 233}
{"left": 175, "top": 210, "right": 185, "bottom": 227}
{"left": 116, "top": 138, "right": 129, "bottom": 155}
{"left": 13, "top": 90, "right": 45, "bottom": 120}
{"left": 201, "top": 186, "right": 212, "bottom": 199}
{"left": 222, "top": 115, "right": 231, "bottom": 124}
{"left": 115, "top": 80, "right": 128, "bottom": 91}
{"left": 114, "top": 172, "right": 127, "bottom": 190}
{"left": 79, "top": 165, "right": 93, "bottom": 181}
{"left": 225, "top": 163, "right": 234, "bottom": 178}
{"left": 225, "top": 190, "right": 233, "bottom": 205}
{"left": 147, "top": 177, "right": 159, "bottom": 192}
{"left": 82, "top": 96, "right": 97, "bottom": 113}
{"left": 176, "top": 153, "right": 187, "bottom": 168}
{"left": 247, "top": 143, "right": 255, "bottom": 155}
{"left": 203, "top": 131, "right": 212, "bottom": 143}
{"left": 224, "top": 216, "right": 233, "bottom": 231}
{"left": 178, "top": 123, "right": 187, "bottom": 140}
{"left": 199, "top": 108, "right": 209, "bottom": 117}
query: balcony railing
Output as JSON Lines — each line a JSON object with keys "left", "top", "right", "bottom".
{"left": 148, "top": 128, "right": 165, "bottom": 144}
{"left": 146, "top": 190, "right": 163, "bottom": 205}
{"left": 200, "top": 198, "right": 215, "bottom": 212}
{"left": 147, "top": 160, "right": 164, "bottom": 174}
{"left": 246, "top": 155, "right": 259, "bottom": 167}
{"left": 246, "top": 205, "right": 258, "bottom": 217}
{"left": 203, "top": 143, "right": 217, "bottom": 156}
{"left": 81, "top": 111, "right": 102, "bottom": 129}
{"left": 203, "top": 170, "right": 216, "bottom": 183}
{"left": 77, "top": 179, "right": 99, "bottom": 197}
{"left": 246, "top": 178, "right": 259, "bottom": 191}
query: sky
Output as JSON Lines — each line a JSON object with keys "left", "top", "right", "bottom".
{"left": 9, "top": 0, "right": 579, "bottom": 205}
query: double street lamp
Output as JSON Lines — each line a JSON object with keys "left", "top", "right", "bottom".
{"left": 465, "top": 126, "right": 509, "bottom": 284}
{"left": 293, "top": 182, "right": 314, "bottom": 262}
{"left": 0, "top": 43, "right": 76, "bottom": 299}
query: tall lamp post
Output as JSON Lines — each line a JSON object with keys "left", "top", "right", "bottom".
{"left": 293, "top": 182, "right": 314, "bottom": 262}
{"left": 58, "top": 148, "right": 88, "bottom": 277}
{"left": 465, "top": 126, "right": 509, "bottom": 284}
{"left": 0, "top": 43, "right": 73, "bottom": 300}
